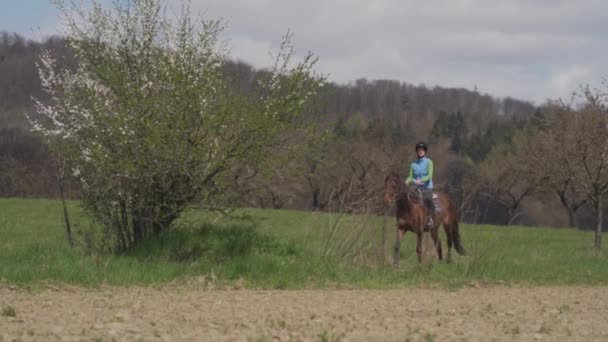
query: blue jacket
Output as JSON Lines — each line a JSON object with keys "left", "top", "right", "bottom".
{"left": 405, "top": 157, "right": 434, "bottom": 189}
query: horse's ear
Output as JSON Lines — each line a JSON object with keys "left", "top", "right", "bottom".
{"left": 385, "top": 172, "right": 395, "bottom": 184}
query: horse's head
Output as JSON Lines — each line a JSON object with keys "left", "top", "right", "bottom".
{"left": 384, "top": 172, "right": 424, "bottom": 207}
{"left": 384, "top": 171, "right": 401, "bottom": 206}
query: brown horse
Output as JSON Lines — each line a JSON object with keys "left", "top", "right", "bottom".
{"left": 384, "top": 171, "right": 465, "bottom": 264}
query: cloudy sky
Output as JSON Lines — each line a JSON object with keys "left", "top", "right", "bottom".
{"left": 3, "top": 0, "right": 607, "bottom": 104}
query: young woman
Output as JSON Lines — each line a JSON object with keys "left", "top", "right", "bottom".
{"left": 405, "top": 141, "right": 435, "bottom": 227}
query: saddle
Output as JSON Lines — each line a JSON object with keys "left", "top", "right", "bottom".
{"left": 413, "top": 189, "right": 443, "bottom": 213}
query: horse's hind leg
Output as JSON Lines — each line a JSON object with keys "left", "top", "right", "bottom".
{"left": 431, "top": 227, "right": 442, "bottom": 261}
{"left": 452, "top": 222, "right": 466, "bottom": 256}
{"left": 444, "top": 224, "right": 453, "bottom": 263}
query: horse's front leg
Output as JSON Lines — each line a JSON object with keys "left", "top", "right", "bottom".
{"left": 394, "top": 226, "right": 406, "bottom": 265}
{"left": 416, "top": 231, "right": 423, "bottom": 263}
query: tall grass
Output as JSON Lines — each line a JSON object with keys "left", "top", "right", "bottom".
{"left": 0, "top": 198, "right": 606, "bottom": 288}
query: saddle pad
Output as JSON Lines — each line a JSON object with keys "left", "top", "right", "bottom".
{"left": 432, "top": 194, "right": 442, "bottom": 212}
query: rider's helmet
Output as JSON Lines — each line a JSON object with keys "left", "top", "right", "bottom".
{"left": 415, "top": 141, "right": 428, "bottom": 152}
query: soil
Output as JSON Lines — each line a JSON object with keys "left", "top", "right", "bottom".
{"left": 1, "top": 284, "right": 607, "bottom": 341}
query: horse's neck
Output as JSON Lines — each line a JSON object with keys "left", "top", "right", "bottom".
{"left": 397, "top": 192, "right": 418, "bottom": 213}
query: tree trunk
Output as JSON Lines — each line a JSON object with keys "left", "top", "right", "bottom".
{"left": 567, "top": 208, "right": 577, "bottom": 229}
{"left": 132, "top": 212, "right": 144, "bottom": 245}
{"left": 58, "top": 178, "right": 74, "bottom": 248}
{"left": 557, "top": 190, "right": 581, "bottom": 228}
{"left": 56, "top": 158, "right": 73, "bottom": 248}
{"left": 595, "top": 195, "right": 603, "bottom": 250}
{"left": 312, "top": 187, "right": 320, "bottom": 210}
{"left": 505, "top": 206, "right": 514, "bottom": 225}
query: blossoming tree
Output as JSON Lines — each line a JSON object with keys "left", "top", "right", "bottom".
{"left": 33, "top": 0, "right": 324, "bottom": 251}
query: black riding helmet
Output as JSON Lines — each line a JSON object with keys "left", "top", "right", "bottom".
{"left": 415, "top": 141, "right": 428, "bottom": 152}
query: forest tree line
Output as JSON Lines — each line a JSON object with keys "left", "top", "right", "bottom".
{"left": 1, "top": 31, "right": 606, "bottom": 232}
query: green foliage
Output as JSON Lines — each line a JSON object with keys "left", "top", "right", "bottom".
{"left": 433, "top": 111, "right": 521, "bottom": 169}
{"left": 465, "top": 130, "right": 491, "bottom": 162}
{"left": 465, "top": 121, "right": 516, "bottom": 162}
{"left": 430, "top": 110, "right": 467, "bottom": 154}
{"left": 431, "top": 111, "right": 465, "bottom": 138}
{"left": 430, "top": 111, "right": 449, "bottom": 138}
{"left": 127, "top": 223, "right": 299, "bottom": 263}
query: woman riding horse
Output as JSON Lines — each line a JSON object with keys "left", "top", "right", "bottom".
{"left": 405, "top": 141, "right": 435, "bottom": 228}
{"left": 384, "top": 142, "right": 465, "bottom": 264}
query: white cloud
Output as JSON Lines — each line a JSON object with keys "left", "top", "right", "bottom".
{"left": 17, "top": 0, "right": 607, "bottom": 104}
{"left": 550, "top": 64, "right": 592, "bottom": 100}
{"left": 185, "top": 0, "right": 608, "bottom": 104}
{"left": 226, "top": 36, "right": 274, "bottom": 67}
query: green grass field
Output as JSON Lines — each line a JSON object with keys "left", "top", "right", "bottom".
{"left": 1, "top": 198, "right": 606, "bottom": 288}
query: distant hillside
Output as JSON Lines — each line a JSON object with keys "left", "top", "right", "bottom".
{"left": 5, "top": 31, "right": 586, "bottom": 229}
{"left": 1, "top": 32, "right": 535, "bottom": 132}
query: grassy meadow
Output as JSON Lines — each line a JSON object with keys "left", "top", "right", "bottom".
{"left": 0, "top": 198, "right": 606, "bottom": 288}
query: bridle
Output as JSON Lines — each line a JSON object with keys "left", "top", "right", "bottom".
{"left": 385, "top": 175, "right": 423, "bottom": 205}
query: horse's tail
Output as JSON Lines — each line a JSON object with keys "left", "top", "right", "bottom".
{"left": 452, "top": 222, "right": 466, "bottom": 255}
